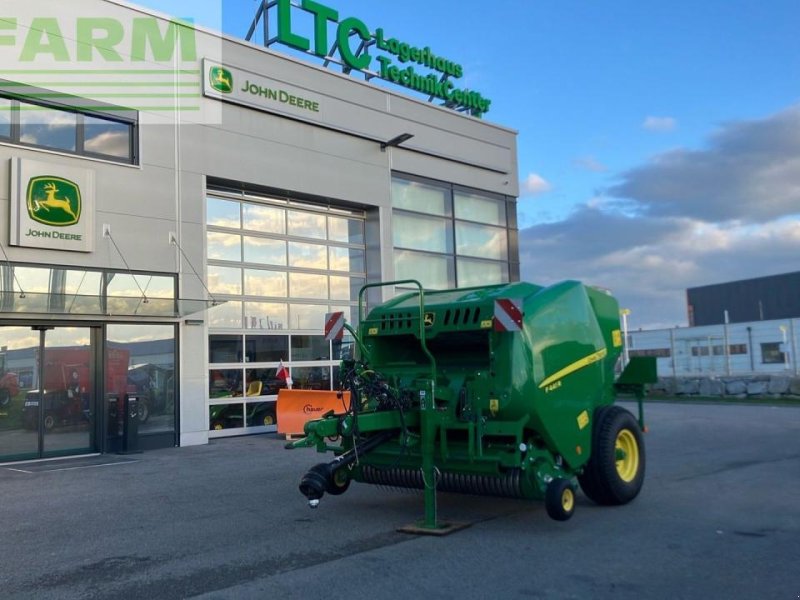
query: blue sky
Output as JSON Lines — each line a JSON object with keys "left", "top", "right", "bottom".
{"left": 141, "top": 0, "right": 800, "bottom": 328}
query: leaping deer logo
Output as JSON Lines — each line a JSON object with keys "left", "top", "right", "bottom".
{"left": 210, "top": 67, "right": 233, "bottom": 93}
{"left": 26, "top": 177, "right": 81, "bottom": 227}
{"left": 35, "top": 183, "right": 78, "bottom": 220}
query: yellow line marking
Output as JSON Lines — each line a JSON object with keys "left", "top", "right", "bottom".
{"left": 539, "top": 348, "right": 608, "bottom": 389}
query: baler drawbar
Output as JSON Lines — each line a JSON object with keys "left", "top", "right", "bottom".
{"left": 287, "top": 279, "right": 655, "bottom": 532}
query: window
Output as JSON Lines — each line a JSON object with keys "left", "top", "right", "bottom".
{"left": 630, "top": 348, "right": 671, "bottom": 358}
{"left": 0, "top": 92, "right": 137, "bottom": 164}
{"left": 206, "top": 191, "right": 366, "bottom": 435}
{"left": 391, "top": 176, "right": 512, "bottom": 290}
{"left": 761, "top": 342, "right": 785, "bottom": 364}
{"left": 0, "top": 97, "right": 12, "bottom": 138}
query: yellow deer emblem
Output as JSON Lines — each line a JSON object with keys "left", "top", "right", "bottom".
{"left": 33, "top": 183, "right": 78, "bottom": 221}
{"left": 211, "top": 68, "right": 233, "bottom": 93}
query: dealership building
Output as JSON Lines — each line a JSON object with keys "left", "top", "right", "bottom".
{"left": 0, "top": 0, "right": 519, "bottom": 462}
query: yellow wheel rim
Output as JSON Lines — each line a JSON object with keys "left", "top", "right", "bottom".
{"left": 213, "top": 423, "right": 223, "bottom": 431}
{"left": 615, "top": 429, "right": 639, "bottom": 482}
{"left": 561, "top": 487, "right": 575, "bottom": 512}
{"left": 263, "top": 415, "right": 274, "bottom": 426}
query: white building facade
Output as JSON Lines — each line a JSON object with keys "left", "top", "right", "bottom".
{"left": 0, "top": 0, "right": 519, "bottom": 461}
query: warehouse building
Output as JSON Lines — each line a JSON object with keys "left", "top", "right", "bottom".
{"left": 687, "top": 271, "right": 800, "bottom": 326}
{"left": 0, "top": 0, "right": 518, "bottom": 462}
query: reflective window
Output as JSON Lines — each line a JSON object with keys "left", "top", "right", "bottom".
{"left": 392, "top": 178, "right": 450, "bottom": 216}
{"left": 208, "top": 266, "right": 242, "bottom": 295}
{"left": 454, "top": 192, "right": 506, "bottom": 226}
{"left": 247, "top": 367, "right": 287, "bottom": 396}
{"left": 245, "top": 336, "right": 288, "bottom": 362}
{"left": 330, "top": 276, "right": 364, "bottom": 302}
{"left": 244, "top": 302, "right": 287, "bottom": 330}
{"left": 329, "top": 216, "right": 364, "bottom": 244}
{"left": 290, "top": 304, "right": 328, "bottom": 330}
{"left": 394, "top": 250, "right": 454, "bottom": 289}
{"left": 455, "top": 222, "right": 507, "bottom": 260}
{"left": 19, "top": 105, "right": 77, "bottom": 152}
{"left": 329, "top": 247, "right": 365, "bottom": 272}
{"left": 0, "top": 97, "right": 10, "bottom": 138}
{"left": 291, "top": 335, "right": 330, "bottom": 361}
{"left": 106, "top": 273, "right": 174, "bottom": 302}
{"left": 292, "top": 366, "right": 332, "bottom": 390}
{"left": 108, "top": 324, "right": 176, "bottom": 437}
{"left": 1, "top": 95, "right": 136, "bottom": 163}
{"left": 207, "top": 193, "right": 366, "bottom": 435}
{"left": 83, "top": 115, "right": 131, "bottom": 158}
{"left": 288, "top": 242, "right": 328, "bottom": 269}
{"left": 244, "top": 204, "right": 285, "bottom": 234}
{"left": 209, "top": 335, "right": 242, "bottom": 363}
{"left": 393, "top": 213, "right": 452, "bottom": 253}
{"left": 208, "top": 301, "right": 242, "bottom": 329}
{"left": 288, "top": 209, "right": 326, "bottom": 239}
{"left": 244, "top": 269, "right": 287, "bottom": 297}
{"left": 207, "top": 198, "right": 241, "bottom": 229}
{"left": 209, "top": 403, "right": 243, "bottom": 430}
{"left": 243, "top": 237, "right": 285, "bottom": 266}
{"left": 246, "top": 401, "right": 277, "bottom": 427}
{"left": 392, "top": 176, "right": 512, "bottom": 290}
{"left": 207, "top": 232, "right": 241, "bottom": 262}
{"left": 290, "top": 273, "right": 327, "bottom": 299}
{"left": 457, "top": 258, "right": 508, "bottom": 287}
{"left": 209, "top": 369, "right": 242, "bottom": 398}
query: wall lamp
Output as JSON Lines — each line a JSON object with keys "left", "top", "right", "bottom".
{"left": 380, "top": 133, "right": 414, "bottom": 151}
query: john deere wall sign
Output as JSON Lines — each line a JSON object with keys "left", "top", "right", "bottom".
{"left": 263, "top": 0, "right": 492, "bottom": 117}
{"left": 203, "top": 59, "right": 324, "bottom": 121}
{"left": 9, "top": 159, "right": 95, "bottom": 252}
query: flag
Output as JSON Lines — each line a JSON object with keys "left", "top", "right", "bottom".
{"left": 276, "top": 359, "right": 293, "bottom": 388}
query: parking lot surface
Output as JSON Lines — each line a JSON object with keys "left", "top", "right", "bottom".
{"left": 1, "top": 401, "right": 798, "bottom": 600}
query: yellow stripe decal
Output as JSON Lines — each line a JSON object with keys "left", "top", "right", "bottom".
{"left": 539, "top": 348, "right": 608, "bottom": 389}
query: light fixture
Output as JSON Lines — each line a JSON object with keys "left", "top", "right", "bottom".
{"left": 380, "top": 133, "right": 414, "bottom": 151}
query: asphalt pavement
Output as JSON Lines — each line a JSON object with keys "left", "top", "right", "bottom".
{"left": 1, "top": 401, "right": 798, "bottom": 600}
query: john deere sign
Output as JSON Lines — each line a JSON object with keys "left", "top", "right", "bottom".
{"left": 269, "top": 0, "right": 492, "bottom": 117}
{"left": 203, "top": 59, "right": 323, "bottom": 120}
{"left": 27, "top": 177, "right": 81, "bottom": 227}
{"left": 10, "top": 159, "right": 95, "bottom": 252}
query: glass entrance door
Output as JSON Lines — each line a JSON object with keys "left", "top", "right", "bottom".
{"left": 0, "top": 325, "right": 96, "bottom": 462}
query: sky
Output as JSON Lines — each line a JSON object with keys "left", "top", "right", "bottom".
{"left": 139, "top": 0, "right": 800, "bottom": 330}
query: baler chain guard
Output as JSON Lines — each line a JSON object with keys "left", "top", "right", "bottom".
{"left": 361, "top": 465, "right": 525, "bottom": 499}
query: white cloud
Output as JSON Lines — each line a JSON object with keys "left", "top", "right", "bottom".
{"left": 612, "top": 105, "right": 800, "bottom": 223}
{"left": 520, "top": 173, "right": 552, "bottom": 196}
{"left": 519, "top": 105, "right": 800, "bottom": 328}
{"left": 642, "top": 116, "right": 677, "bottom": 132}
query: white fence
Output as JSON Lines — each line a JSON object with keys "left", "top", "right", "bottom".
{"left": 628, "top": 318, "right": 799, "bottom": 377}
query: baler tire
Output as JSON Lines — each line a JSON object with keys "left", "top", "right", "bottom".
{"left": 545, "top": 478, "right": 576, "bottom": 521}
{"left": 578, "top": 405, "right": 645, "bottom": 506}
{"left": 326, "top": 469, "right": 351, "bottom": 496}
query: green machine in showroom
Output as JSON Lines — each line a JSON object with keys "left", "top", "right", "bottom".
{"left": 287, "top": 279, "right": 656, "bottom": 533}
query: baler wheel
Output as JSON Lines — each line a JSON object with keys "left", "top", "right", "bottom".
{"left": 326, "top": 468, "right": 351, "bottom": 496}
{"left": 545, "top": 478, "right": 576, "bottom": 521}
{"left": 578, "top": 406, "right": 645, "bottom": 506}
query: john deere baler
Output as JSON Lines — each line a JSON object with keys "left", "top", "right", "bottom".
{"left": 287, "top": 280, "right": 654, "bottom": 531}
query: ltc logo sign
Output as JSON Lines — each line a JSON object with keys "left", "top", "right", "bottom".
{"left": 26, "top": 177, "right": 81, "bottom": 226}
{"left": 209, "top": 66, "right": 233, "bottom": 94}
